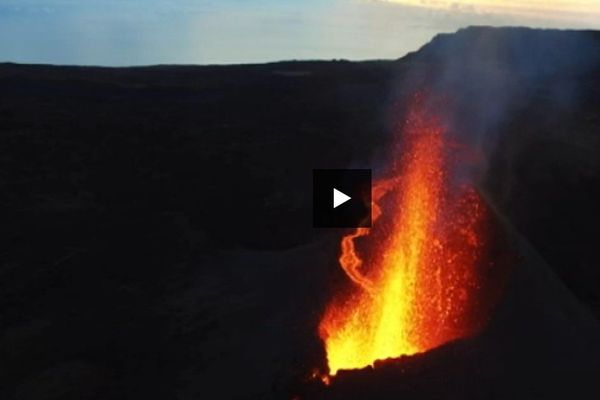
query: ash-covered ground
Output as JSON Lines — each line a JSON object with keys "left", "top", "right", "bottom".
{"left": 1, "top": 27, "right": 600, "bottom": 399}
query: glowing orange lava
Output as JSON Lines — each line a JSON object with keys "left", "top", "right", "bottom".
{"left": 319, "top": 96, "right": 488, "bottom": 376}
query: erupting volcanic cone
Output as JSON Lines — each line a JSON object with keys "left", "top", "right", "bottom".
{"left": 319, "top": 94, "right": 502, "bottom": 376}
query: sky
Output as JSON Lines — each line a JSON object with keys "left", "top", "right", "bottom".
{"left": 0, "top": 0, "right": 599, "bottom": 66}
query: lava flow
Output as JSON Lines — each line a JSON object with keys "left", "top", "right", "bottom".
{"left": 319, "top": 96, "right": 490, "bottom": 376}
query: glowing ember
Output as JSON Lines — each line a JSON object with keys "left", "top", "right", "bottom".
{"left": 319, "top": 95, "right": 489, "bottom": 376}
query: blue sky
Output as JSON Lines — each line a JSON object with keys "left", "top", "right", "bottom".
{"left": 0, "top": 0, "right": 599, "bottom": 66}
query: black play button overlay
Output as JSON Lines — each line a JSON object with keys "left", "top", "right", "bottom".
{"left": 313, "top": 169, "right": 372, "bottom": 228}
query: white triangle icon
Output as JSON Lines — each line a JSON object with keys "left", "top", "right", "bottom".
{"left": 333, "top": 188, "right": 351, "bottom": 209}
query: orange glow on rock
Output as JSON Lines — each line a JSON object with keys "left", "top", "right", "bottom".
{"left": 319, "top": 95, "right": 489, "bottom": 376}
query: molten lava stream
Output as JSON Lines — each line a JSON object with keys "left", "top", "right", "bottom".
{"left": 319, "top": 99, "right": 488, "bottom": 377}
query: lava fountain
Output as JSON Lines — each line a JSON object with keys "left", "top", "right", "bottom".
{"left": 319, "top": 95, "right": 493, "bottom": 376}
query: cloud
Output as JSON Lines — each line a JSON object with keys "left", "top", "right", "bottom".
{"left": 374, "top": 0, "right": 600, "bottom": 27}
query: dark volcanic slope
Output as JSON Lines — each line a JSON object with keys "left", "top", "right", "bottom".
{"left": 1, "top": 27, "right": 600, "bottom": 399}
{"left": 0, "top": 60, "right": 395, "bottom": 250}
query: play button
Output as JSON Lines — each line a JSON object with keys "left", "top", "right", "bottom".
{"left": 333, "top": 188, "right": 351, "bottom": 209}
{"left": 313, "top": 169, "right": 371, "bottom": 228}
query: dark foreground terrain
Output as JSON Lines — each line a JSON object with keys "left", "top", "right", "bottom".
{"left": 1, "top": 27, "right": 600, "bottom": 399}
